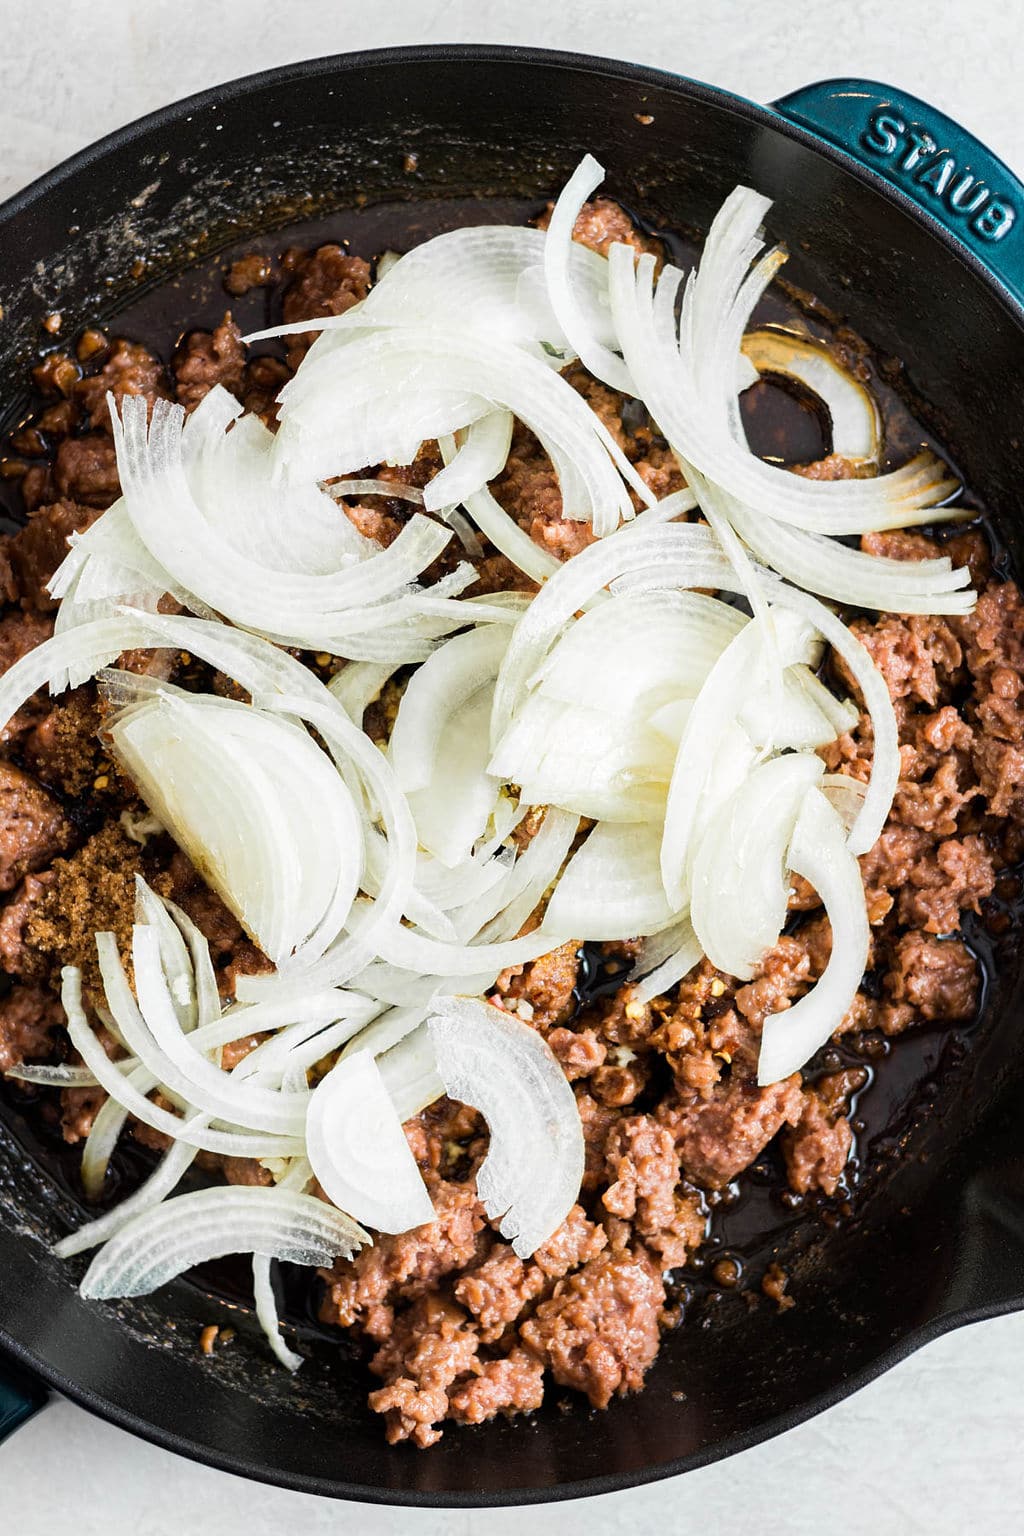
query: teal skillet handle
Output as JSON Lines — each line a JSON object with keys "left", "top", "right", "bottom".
{"left": 771, "top": 78, "right": 1024, "bottom": 310}
{"left": 0, "top": 1352, "right": 48, "bottom": 1444}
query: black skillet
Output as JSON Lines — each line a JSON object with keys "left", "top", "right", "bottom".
{"left": 2, "top": 45, "right": 1024, "bottom": 1507}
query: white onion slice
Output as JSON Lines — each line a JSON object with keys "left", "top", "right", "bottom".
{"left": 629, "top": 916, "right": 704, "bottom": 1004}
{"left": 62, "top": 967, "right": 304, "bottom": 1158}
{"left": 464, "top": 806, "right": 579, "bottom": 944}
{"left": 690, "top": 753, "right": 824, "bottom": 979}
{"left": 55, "top": 1136, "right": 200, "bottom": 1259}
{"left": 726, "top": 492, "right": 974, "bottom": 614}
{"left": 660, "top": 608, "right": 817, "bottom": 908}
{"left": 427, "top": 998, "right": 583, "bottom": 1258}
{"left": 370, "top": 908, "right": 573, "bottom": 978}
{"left": 741, "top": 328, "right": 882, "bottom": 466}
{"left": 79, "top": 1185, "right": 367, "bottom": 1299}
{"left": 427, "top": 411, "right": 513, "bottom": 511}
{"left": 606, "top": 199, "right": 960, "bottom": 534}
{"left": 544, "top": 154, "right": 634, "bottom": 394}
{"left": 769, "top": 584, "right": 898, "bottom": 855}
{"left": 253, "top": 1254, "right": 303, "bottom": 1372}
{"left": 273, "top": 327, "right": 644, "bottom": 536}
{"left": 390, "top": 624, "right": 510, "bottom": 793}
{"left": 757, "top": 788, "right": 870, "bottom": 1083}
{"left": 407, "top": 686, "right": 499, "bottom": 868}
{"left": 377, "top": 1022, "right": 447, "bottom": 1123}
{"left": 544, "top": 820, "right": 677, "bottom": 939}
{"left": 107, "top": 687, "right": 363, "bottom": 967}
{"left": 306, "top": 1050, "right": 434, "bottom": 1233}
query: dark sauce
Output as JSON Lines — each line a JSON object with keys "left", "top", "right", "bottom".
{"left": 0, "top": 194, "right": 1013, "bottom": 1346}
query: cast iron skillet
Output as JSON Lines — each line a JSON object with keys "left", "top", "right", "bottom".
{"left": 3, "top": 45, "right": 1024, "bottom": 1507}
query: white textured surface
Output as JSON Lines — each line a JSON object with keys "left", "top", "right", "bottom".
{"left": 2, "top": 2, "right": 1024, "bottom": 1531}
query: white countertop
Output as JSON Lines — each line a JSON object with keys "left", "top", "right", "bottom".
{"left": 3, "top": 2, "right": 1023, "bottom": 1531}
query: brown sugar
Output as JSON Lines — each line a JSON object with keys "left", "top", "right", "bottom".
{"left": 24, "top": 822, "right": 153, "bottom": 992}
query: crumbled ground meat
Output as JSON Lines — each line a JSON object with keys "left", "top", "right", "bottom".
{"left": 6, "top": 499, "right": 101, "bottom": 610}
{"left": 0, "top": 610, "right": 55, "bottom": 743}
{"left": 281, "top": 244, "right": 371, "bottom": 367}
{"left": 0, "top": 207, "right": 1018, "bottom": 1453}
{"left": 173, "top": 316, "right": 246, "bottom": 412}
{"left": 519, "top": 1248, "right": 664, "bottom": 1409}
{"left": 224, "top": 253, "right": 274, "bottom": 296}
{"left": 0, "top": 762, "right": 71, "bottom": 892}
{"left": 0, "top": 981, "right": 63, "bottom": 1070}
{"left": 782, "top": 1071, "right": 864, "bottom": 1196}
{"left": 52, "top": 434, "right": 120, "bottom": 508}
{"left": 73, "top": 338, "right": 170, "bottom": 430}
{"left": 667, "top": 1077, "right": 804, "bottom": 1189}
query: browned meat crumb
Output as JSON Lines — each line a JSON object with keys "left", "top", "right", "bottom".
{"left": 6, "top": 499, "right": 101, "bottom": 611}
{"left": 519, "top": 1247, "right": 664, "bottom": 1409}
{"left": 0, "top": 762, "right": 71, "bottom": 892}
{"left": 666, "top": 1077, "right": 804, "bottom": 1189}
{"left": 225, "top": 253, "right": 274, "bottom": 296}
{"left": 493, "top": 941, "right": 580, "bottom": 1029}
{"left": 173, "top": 315, "right": 246, "bottom": 413}
{"left": 762, "top": 1262, "right": 795, "bottom": 1311}
{"left": 0, "top": 981, "right": 64, "bottom": 1069}
{"left": 782, "top": 1071, "right": 865, "bottom": 1196}
{"left": 22, "top": 689, "right": 111, "bottom": 798}
{"left": 53, "top": 434, "right": 120, "bottom": 508}
{"left": 73, "top": 338, "right": 170, "bottom": 430}
{"left": 281, "top": 244, "right": 371, "bottom": 367}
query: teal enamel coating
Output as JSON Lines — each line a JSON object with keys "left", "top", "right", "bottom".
{"left": 0, "top": 1362, "right": 47, "bottom": 1443}
{"left": 773, "top": 77, "right": 1024, "bottom": 309}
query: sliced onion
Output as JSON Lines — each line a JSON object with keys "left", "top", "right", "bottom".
{"left": 490, "top": 521, "right": 736, "bottom": 746}
{"left": 428, "top": 411, "right": 513, "bottom": 512}
{"left": 327, "top": 478, "right": 425, "bottom": 504}
{"left": 532, "top": 588, "right": 744, "bottom": 712}
{"left": 107, "top": 686, "right": 363, "bottom": 967}
{"left": 543, "top": 154, "right": 634, "bottom": 394}
{"left": 726, "top": 491, "right": 974, "bottom": 614}
{"left": 660, "top": 608, "right": 817, "bottom": 908}
{"left": 328, "top": 660, "right": 398, "bottom": 725}
{"left": 543, "top": 820, "right": 677, "bottom": 939}
{"left": 376, "top": 1022, "right": 447, "bottom": 1123}
{"left": 244, "top": 223, "right": 618, "bottom": 368}
{"left": 465, "top": 806, "right": 579, "bottom": 944}
{"left": 741, "top": 328, "right": 882, "bottom": 466}
{"left": 427, "top": 997, "right": 583, "bottom": 1258}
{"left": 758, "top": 787, "right": 870, "bottom": 1083}
{"left": 629, "top": 916, "right": 704, "bottom": 1004}
{"left": 253, "top": 1254, "right": 303, "bottom": 1372}
{"left": 5, "top": 1062, "right": 101, "bottom": 1087}
{"left": 272, "top": 327, "right": 643, "bottom": 536}
{"left": 390, "top": 624, "right": 510, "bottom": 793}
{"left": 306, "top": 1050, "right": 434, "bottom": 1233}
{"left": 822, "top": 772, "right": 868, "bottom": 831}
{"left": 691, "top": 753, "right": 824, "bottom": 979}
{"left": 79, "top": 1185, "right": 367, "bottom": 1299}
{"left": 369, "top": 906, "right": 573, "bottom": 978}
{"left": 55, "top": 1135, "right": 200, "bottom": 1259}
{"left": 110, "top": 393, "right": 467, "bottom": 655}
{"left": 769, "top": 583, "right": 898, "bottom": 855}
{"left": 62, "top": 967, "right": 304, "bottom": 1159}
{"left": 607, "top": 199, "right": 960, "bottom": 535}
{"left": 407, "top": 687, "right": 499, "bottom": 868}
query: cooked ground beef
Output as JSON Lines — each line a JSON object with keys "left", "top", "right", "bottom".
{"left": 0, "top": 199, "right": 1017, "bottom": 1451}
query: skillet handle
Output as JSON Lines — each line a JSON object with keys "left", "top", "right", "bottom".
{"left": 0, "top": 1351, "right": 48, "bottom": 1443}
{"left": 771, "top": 78, "right": 1024, "bottom": 309}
